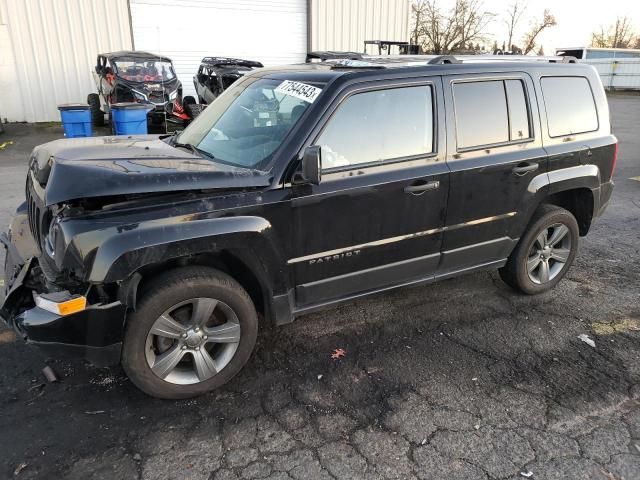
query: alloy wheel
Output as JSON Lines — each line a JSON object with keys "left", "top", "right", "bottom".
{"left": 526, "top": 223, "right": 572, "bottom": 284}
{"left": 144, "top": 297, "right": 241, "bottom": 385}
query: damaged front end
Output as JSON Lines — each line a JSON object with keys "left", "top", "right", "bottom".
{"left": 1, "top": 134, "right": 270, "bottom": 367}
{"left": 1, "top": 191, "right": 126, "bottom": 366}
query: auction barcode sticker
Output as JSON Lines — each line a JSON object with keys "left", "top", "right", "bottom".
{"left": 275, "top": 80, "right": 322, "bottom": 103}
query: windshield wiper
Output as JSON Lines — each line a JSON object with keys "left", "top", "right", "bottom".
{"left": 173, "top": 140, "right": 217, "bottom": 161}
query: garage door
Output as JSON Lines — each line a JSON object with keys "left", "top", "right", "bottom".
{"left": 130, "top": 0, "right": 307, "bottom": 98}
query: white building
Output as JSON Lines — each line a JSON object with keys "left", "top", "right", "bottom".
{"left": 0, "top": 0, "right": 410, "bottom": 123}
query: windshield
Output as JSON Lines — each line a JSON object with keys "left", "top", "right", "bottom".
{"left": 113, "top": 58, "right": 176, "bottom": 82}
{"left": 176, "top": 77, "right": 323, "bottom": 170}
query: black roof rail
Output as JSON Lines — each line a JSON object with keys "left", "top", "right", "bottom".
{"left": 427, "top": 55, "right": 461, "bottom": 64}
{"left": 306, "top": 51, "right": 363, "bottom": 62}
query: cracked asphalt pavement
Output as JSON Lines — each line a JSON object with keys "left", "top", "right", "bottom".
{"left": 1, "top": 95, "right": 639, "bottom": 479}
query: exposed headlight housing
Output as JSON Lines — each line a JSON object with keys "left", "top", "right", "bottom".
{"left": 44, "top": 216, "right": 60, "bottom": 258}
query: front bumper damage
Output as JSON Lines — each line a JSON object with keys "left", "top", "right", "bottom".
{"left": 1, "top": 229, "right": 125, "bottom": 366}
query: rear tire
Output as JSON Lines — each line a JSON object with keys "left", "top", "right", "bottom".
{"left": 108, "top": 110, "right": 115, "bottom": 135}
{"left": 185, "top": 103, "right": 205, "bottom": 119}
{"left": 87, "top": 93, "right": 104, "bottom": 126}
{"left": 182, "top": 95, "right": 196, "bottom": 107}
{"left": 499, "top": 205, "right": 579, "bottom": 295}
{"left": 121, "top": 266, "right": 258, "bottom": 399}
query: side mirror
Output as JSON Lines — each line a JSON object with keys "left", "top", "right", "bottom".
{"left": 299, "top": 145, "right": 322, "bottom": 185}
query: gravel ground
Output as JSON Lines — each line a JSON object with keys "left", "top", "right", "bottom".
{"left": 0, "top": 95, "right": 639, "bottom": 480}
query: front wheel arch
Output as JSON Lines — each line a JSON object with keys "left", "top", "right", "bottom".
{"left": 121, "top": 250, "right": 272, "bottom": 324}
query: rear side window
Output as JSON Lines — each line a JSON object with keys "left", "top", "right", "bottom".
{"left": 541, "top": 76, "right": 598, "bottom": 137}
{"left": 453, "top": 79, "right": 531, "bottom": 150}
{"left": 505, "top": 80, "right": 530, "bottom": 141}
{"left": 316, "top": 85, "right": 434, "bottom": 170}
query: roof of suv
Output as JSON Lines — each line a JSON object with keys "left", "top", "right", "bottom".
{"left": 257, "top": 55, "right": 592, "bottom": 84}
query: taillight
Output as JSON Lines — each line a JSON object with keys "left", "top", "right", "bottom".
{"left": 611, "top": 142, "right": 618, "bottom": 178}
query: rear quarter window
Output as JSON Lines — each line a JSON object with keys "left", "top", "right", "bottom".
{"left": 541, "top": 76, "right": 599, "bottom": 137}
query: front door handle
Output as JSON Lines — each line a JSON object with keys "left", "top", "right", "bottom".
{"left": 512, "top": 162, "right": 539, "bottom": 176}
{"left": 404, "top": 180, "right": 440, "bottom": 195}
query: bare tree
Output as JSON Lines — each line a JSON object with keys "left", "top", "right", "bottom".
{"left": 413, "top": 0, "right": 494, "bottom": 54}
{"left": 521, "top": 9, "right": 557, "bottom": 55}
{"left": 456, "top": 0, "right": 494, "bottom": 50}
{"left": 411, "top": 0, "right": 428, "bottom": 47}
{"left": 591, "top": 17, "right": 635, "bottom": 48}
{"left": 504, "top": 1, "right": 526, "bottom": 52}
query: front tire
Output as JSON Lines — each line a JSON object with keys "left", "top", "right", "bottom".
{"left": 499, "top": 205, "right": 579, "bottom": 295}
{"left": 87, "top": 93, "right": 104, "bottom": 126}
{"left": 122, "top": 266, "right": 258, "bottom": 399}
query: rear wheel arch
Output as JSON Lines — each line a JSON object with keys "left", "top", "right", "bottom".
{"left": 500, "top": 204, "right": 579, "bottom": 294}
{"left": 541, "top": 188, "right": 594, "bottom": 236}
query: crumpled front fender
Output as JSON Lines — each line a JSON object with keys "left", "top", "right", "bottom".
{"left": 83, "top": 215, "right": 287, "bottom": 293}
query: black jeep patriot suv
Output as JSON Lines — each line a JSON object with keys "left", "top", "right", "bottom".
{"left": 1, "top": 55, "right": 616, "bottom": 399}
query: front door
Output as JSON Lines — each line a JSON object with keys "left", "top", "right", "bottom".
{"left": 289, "top": 78, "right": 449, "bottom": 307}
{"left": 440, "top": 73, "right": 548, "bottom": 274}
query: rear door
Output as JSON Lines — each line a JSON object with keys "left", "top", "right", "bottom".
{"left": 441, "top": 73, "right": 547, "bottom": 274}
{"left": 289, "top": 78, "right": 449, "bottom": 307}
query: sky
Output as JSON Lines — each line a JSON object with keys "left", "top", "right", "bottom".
{"left": 437, "top": 0, "right": 640, "bottom": 53}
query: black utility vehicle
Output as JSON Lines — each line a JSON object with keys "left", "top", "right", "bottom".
{"left": 193, "top": 57, "right": 263, "bottom": 105}
{"left": 89, "top": 51, "right": 197, "bottom": 128}
{"left": 1, "top": 55, "right": 616, "bottom": 399}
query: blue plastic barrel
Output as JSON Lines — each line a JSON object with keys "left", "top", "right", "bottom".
{"left": 111, "top": 102, "right": 152, "bottom": 135}
{"left": 58, "top": 104, "right": 92, "bottom": 138}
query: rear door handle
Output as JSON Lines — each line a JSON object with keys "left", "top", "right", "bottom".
{"left": 512, "top": 162, "right": 539, "bottom": 175}
{"left": 404, "top": 180, "right": 440, "bottom": 195}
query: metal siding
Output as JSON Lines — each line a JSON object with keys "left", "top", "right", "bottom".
{"left": 584, "top": 59, "right": 640, "bottom": 90}
{"left": 0, "top": 0, "right": 132, "bottom": 123}
{"left": 309, "top": 0, "right": 409, "bottom": 53}
{"left": 129, "top": 0, "right": 307, "bottom": 98}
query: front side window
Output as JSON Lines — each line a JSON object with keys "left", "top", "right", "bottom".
{"left": 316, "top": 86, "right": 434, "bottom": 170}
{"left": 453, "top": 79, "right": 531, "bottom": 150}
{"left": 541, "top": 76, "right": 599, "bottom": 137}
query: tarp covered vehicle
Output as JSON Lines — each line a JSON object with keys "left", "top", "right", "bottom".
{"left": 89, "top": 51, "right": 200, "bottom": 129}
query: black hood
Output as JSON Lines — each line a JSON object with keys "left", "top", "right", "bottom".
{"left": 29, "top": 136, "right": 271, "bottom": 206}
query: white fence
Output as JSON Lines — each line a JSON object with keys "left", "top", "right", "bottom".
{"left": 583, "top": 59, "right": 640, "bottom": 90}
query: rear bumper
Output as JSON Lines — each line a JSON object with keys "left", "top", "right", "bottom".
{"left": 1, "top": 229, "right": 125, "bottom": 366}
{"left": 594, "top": 180, "right": 614, "bottom": 218}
